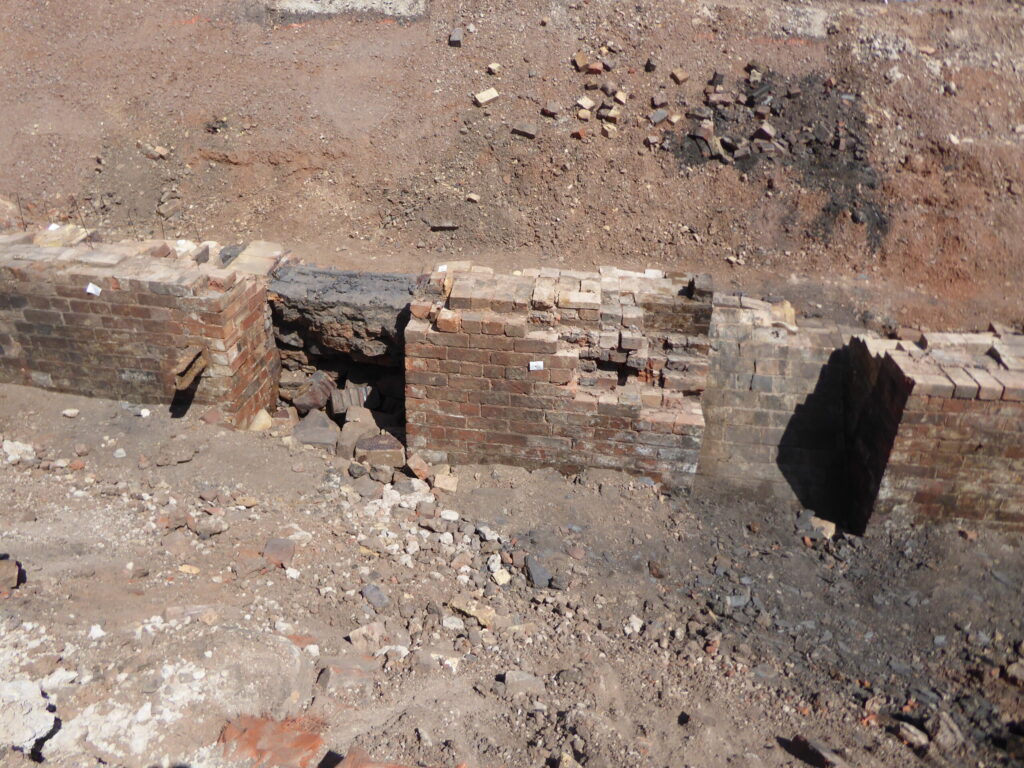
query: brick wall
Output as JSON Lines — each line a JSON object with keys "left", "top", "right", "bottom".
{"left": 697, "top": 294, "right": 860, "bottom": 514}
{"left": 403, "top": 263, "right": 711, "bottom": 488}
{"left": 0, "top": 230, "right": 281, "bottom": 427}
{"left": 848, "top": 332, "right": 1024, "bottom": 526}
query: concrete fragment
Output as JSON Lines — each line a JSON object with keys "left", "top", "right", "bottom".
{"left": 0, "top": 680, "right": 56, "bottom": 751}
{"left": 270, "top": 266, "right": 416, "bottom": 363}
{"left": 448, "top": 28, "right": 463, "bottom": 47}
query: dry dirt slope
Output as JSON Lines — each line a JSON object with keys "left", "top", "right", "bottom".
{"left": 0, "top": 0, "right": 1022, "bottom": 330}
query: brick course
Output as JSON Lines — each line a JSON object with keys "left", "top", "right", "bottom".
{"left": 404, "top": 264, "right": 711, "bottom": 488}
{"left": 0, "top": 232, "right": 281, "bottom": 426}
{"left": 849, "top": 332, "right": 1024, "bottom": 526}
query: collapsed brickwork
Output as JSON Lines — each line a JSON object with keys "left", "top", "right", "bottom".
{"left": 0, "top": 228, "right": 282, "bottom": 427}
{"left": 403, "top": 262, "right": 711, "bottom": 488}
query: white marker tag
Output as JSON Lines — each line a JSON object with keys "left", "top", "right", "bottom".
{"left": 529, "top": 361, "right": 544, "bottom": 371}
{"left": 437, "top": 264, "right": 448, "bottom": 272}
{"left": 85, "top": 282, "right": 102, "bottom": 296}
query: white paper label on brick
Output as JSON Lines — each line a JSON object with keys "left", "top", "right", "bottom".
{"left": 529, "top": 361, "right": 544, "bottom": 371}
{"left": 85, "top": 282, "right": 102, "bottom": 296}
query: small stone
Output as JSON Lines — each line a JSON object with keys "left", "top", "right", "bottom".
{"left": 0, "top": 558, "right": 20, "bottom": 590}
{"left": 113, "top": 448, "right": 127, "bottom": 459}
{"left": 810, "top": 516, "right": 837, "bottom": 539}
{"left": 644, "top": 56, "right": 657, "bottom": 72}
{"left": 465, "top": 193, "right": 481, "bottom": 203}
{"left": 789, "top": 736, "right": 849, "bottom": 768}
{"left": 192, "top": 515, "right": 229, "bottom": 540}
{"left": 576, "top": 95, "right": 596, "bottom": 111}
{"left": 474, "top": 87, "right": 500, "bottom": 106}
{"left": 524, "top": 555, "right": 551, "bottom": 588}
{"left": 625, "top": 615, "right": 644, "bottom": 635}
{"left": 442, "top": 615, "right": 465, "bottom": 631}
{"left": 61, "top": 408, "right": 79, "bottom": 418}
{"left": 549, "top": 572, "right": 570, "bottom": 590}
{"left": 361, "top": 583, "right": 390, "bottom": 612}
{"left": 263, "top": 538, "right": 297, "bottom": 568}
{"left": 406, "top": 452, "right": 432, "bottom": 480}
{"left": 487, "top": 62, "right": 501, "bottom": 74}
{"left": 448, "top": 28, "right": 463, "bottom": 47}
{"left": 248, "top": 409, "right": 272, "bottom": 431}
{"left": 897, "top": 722, "right": 929, "bottom": 750}
{"left": 577, "top": 109, "right": 591, "bottom": 121}
{"left": 651, "top": 92, "right": 668, "bottom": 108}
{"left": 504, "top": 670, "right": 544, "bottom": 697}
{"left": 432, "top": 473, "right": 459, "bottom": 494}
{"left": 754, "top": 121, "right": 777, "bottom": 140}
{"left": 927, "top": 711, "right": 964, "bottom": 753}
{"left": 670, "top": 68, "right": 689, "bottom": 83}
{"left": 1006, "top": 660, "right": 1024, "bottom": 686}
{"left": 649, "top": 109, "right": 669, "bottom": 125}
{"left": 511, "top": 122, "right": 538, "bottom": 139}
{"left": 541, "top": 102, "right": 560, "bottom": 117}
{"left": 74, "top": 443, "right": 89, "bottom": 456}
{"left": 492, "top": 568, "right": 512, "bottom": 586}
{"left": 293, "top": 410, "right": 340, "bottom": 453}
{"left": 351, "top": 475, "right": 384, "bottom": 499}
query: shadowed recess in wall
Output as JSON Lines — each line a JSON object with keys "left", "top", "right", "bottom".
{"left": 776, "top": 347, "right": 850, "bottom": 526}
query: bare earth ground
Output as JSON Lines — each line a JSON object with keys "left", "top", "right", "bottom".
{"left": 0, "top": 0, "right": 1022, "bottom": 330}
{"left": 2, "top": 384, "right": 1024, "bottom": 767}
{"left": 2, "top": 0, "right": 1024, "bottom": 766}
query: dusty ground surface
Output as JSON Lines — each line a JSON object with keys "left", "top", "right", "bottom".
{"left": 2, "top": 383, "right": 1024, "bottom": 767}
{"left": 1, "top": 0, "right": 1022, "bottom": 331}
{"left": 2, "top": 0, "right": 1024, "bottom": 766}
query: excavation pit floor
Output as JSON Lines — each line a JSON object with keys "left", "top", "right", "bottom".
{"left": 1, "top": 382, "right": 1022, "bottom": 767}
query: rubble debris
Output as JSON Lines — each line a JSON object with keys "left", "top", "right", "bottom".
{"left": 219, "top": 716, "right": 324, "bottom": 768}
{"left": 0, "top": 680, "right": 55, "bottom": 753}
{"left": 448, "top": 28, "right": 463, "bottom": 47}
